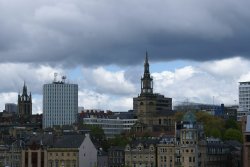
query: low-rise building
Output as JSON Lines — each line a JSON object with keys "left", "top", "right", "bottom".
{"left": 0, "top": 145, "right": 9, "bottom": 167}
{"left": 83, "top": 111, "right": 137, "bottom": 138}
{"left": 108, "top": 146, "right": 125, "bottom": 167}
{"left": 21, "top": 134, "right": 53, "bottom": 167}
{"left": 47, "top": 134, "right": 97, "bottom": 167}
{"left": 205, "top": 137, "right": 230, "bottom": 167}
{"left": 157, "top": 136, "right": 175, "bottom": 167}
{"left": 125, "top": 139, "right": 158, "bottom": 167}
{"left": 225, "top": 140, "right": 242, "bottom": 167}
{"left": 97, "top": 149, "right": 108, "bottom": 167}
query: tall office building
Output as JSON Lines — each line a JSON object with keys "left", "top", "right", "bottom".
{"left": 43, "top": 78, "right": 78, "bottom": 129}
{"left": 5, "top": 103, "right": 17, "bottom": 112}
{"left": 238, "top": 82, "right": 250, "bottom": 121}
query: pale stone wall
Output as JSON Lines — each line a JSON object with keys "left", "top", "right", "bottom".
{"left": 79, "top": 134, "right": 97, "bottom": 167}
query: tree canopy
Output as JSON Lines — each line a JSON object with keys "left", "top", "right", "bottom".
{"left": 223, "top": 128, "right": 243, "bottom": 142}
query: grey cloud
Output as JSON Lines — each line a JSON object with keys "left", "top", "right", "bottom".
{"left": 0, "top": 0, "right": 250, "bottom": 66}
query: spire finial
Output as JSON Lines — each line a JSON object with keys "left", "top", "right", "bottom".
{"left": 23, "top": 81, "right": 27, "bottom": 96}
{"left": 145, "top": 51, "right": 148, "bottom": 64}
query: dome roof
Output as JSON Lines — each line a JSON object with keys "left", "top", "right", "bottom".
{"left": 182, "top": 111, "right": 196, "bottom": 123}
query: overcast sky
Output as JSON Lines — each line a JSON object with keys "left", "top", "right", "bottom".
{"left": 0, "top": 0, "right": 250, "bottom": 113}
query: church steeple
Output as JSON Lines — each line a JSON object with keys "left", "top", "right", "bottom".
{"left": 22, "top": 82, "right": 28, "bottom": 96}
{"left": 144, "top": 51, "right": 150, "bottom": 75}
{"left": 141, "top": 52, "right": 153, "bottom": 95}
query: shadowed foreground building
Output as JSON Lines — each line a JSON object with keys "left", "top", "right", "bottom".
{"left": 242, "top": 115, "right": 250, "bottom": 167}
{"left": 108, "top": 146, "right": 125, "bottom": 167}
{"left": 21, "top": 134, "right": 53, "bottom": 167}
{"left": 21, "top": 133, "right": 97, "bottom": 167}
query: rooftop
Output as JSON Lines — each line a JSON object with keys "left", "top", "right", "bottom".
{"left": 53, "top": 135, "right": 85, "bottom": 148}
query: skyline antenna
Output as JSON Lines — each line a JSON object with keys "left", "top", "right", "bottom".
{"left": 54, "top": 73, "right": 58, "bottom": 82}
{"left": 62, "top": 76, "right": 66, "bottom": 83}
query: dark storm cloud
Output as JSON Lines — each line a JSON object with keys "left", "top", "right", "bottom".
{"left": 0, "top": 0, "right": 250, "bottom": 66}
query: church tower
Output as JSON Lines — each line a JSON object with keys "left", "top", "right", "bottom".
{"left": 18, "top": 82, "right": 32, "bottom": 117}
{"left": 133, "top": 52, "right": 174, "bottom": 133}
{"left": 141, "top": 52, "right": 153, "bottom": 95}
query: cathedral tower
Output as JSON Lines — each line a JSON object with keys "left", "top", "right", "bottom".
{"left": 18, "top": 82, "right": 32, "bottom": 117}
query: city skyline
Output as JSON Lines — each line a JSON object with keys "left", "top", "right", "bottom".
{"left": 1, "top": 0, "right": 250, "bottom": 113}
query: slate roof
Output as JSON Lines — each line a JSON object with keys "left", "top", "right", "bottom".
{"left": 61, "top": 125, "right": 74, "bottom": 130}
{"left": 224, "top": 140, "right": 242, "bottom": 151}
{"left": 26, "top": 134, "right": 54, "bottom": 147}
{"left": 129, "top": 139, "right": 159, "bottom": 148}
{"left": 108, "top": 146, "right": 125, "bottom": 151}
{"left": 53, "top": 135, "right": 85, "bottom": 148}
{"left": 98, "top": 150, "right": 108, "bottom": 156}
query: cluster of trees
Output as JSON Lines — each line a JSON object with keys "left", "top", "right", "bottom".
{"left": 175, "top": 111, "right": 243, "bottom": 142}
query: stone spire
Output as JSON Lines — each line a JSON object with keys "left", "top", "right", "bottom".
{"left": 141, "top": 52, "right": 153, "bottom": 95}
{"left": 22, "top": 81, "right": 27, "bottom": 96}
{"left": 144, "top": 51, "right": 150, "bottom": 75}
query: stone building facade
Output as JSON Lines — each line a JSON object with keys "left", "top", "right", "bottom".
{"left": 125, "top": 139, "right": 158, "bottom": 167}
{"left": 157, "top": 136, "right": 175, "bottom": 167}
{"left": 47, "top": 134, "right": 97, "bottom": 167}
{"left": 108, "top": 146, "right": 125, "bottom": 167}
{"left": 21, "top": 134, "right": 52, "bottom": 167}
{"left": 21, "top": 133, "right": 97, "bottom": 167}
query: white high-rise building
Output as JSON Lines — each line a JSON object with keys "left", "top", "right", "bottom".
{"left": 43, "top": 80, "right": 78, "bottom": 129}
{"left": 238, "top": 82, "right": 250, "bottom": 121}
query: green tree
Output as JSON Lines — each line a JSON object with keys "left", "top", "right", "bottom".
{"left": 209, "top": 128, "right": 222, "bottom": 138}
{"left": 195, "top": 111, "right": 225, "bottom": 138}
{"left": 81, "top": 124, "right": 110, "bottom": 151}
{"left": 225, "top": 119, "right": 240, "bottom": 130}
{"left": 80, "top": 123, "right": 106, "bottom": 141}
{"left": 89, "top": 125, "right": 106, "bottom": 141}
{"left": 223, "top": 128, "right": 243, "bottom": 143}
{"left": 174, "top": 112, "right": 185, "bottom": 122}
{"left": 109, "top": 134, "right": 129, "bottom": 147}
